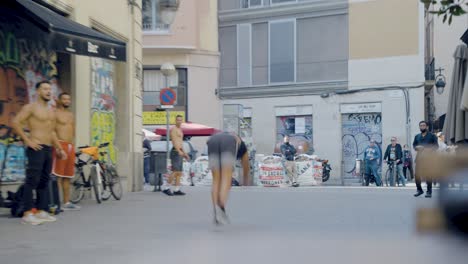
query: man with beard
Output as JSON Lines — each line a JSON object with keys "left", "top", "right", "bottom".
{"left": 52, "top": 92, "right": 80, "bottom": 210}
{"left": 413, "top": 121, "right": 438, "bottom": 198}
{"left": 12, "top": 81, "right": 66, "bottom": 225}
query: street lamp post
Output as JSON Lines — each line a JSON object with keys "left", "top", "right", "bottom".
{"left": 161, "top": 63, "right": 176, "bottom": 171}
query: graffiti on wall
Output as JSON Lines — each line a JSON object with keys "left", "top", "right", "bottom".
{"left": 0, "top": 21, "right": 60, "bottom": 127}
{"left": 91, "top": 58, "right": 117, "bottom": 164}
{"left": 341, "top": 113, "right": 382, "bottom": 179}
{"left": 0, "top": 13, "right": 61, "bottom": 181}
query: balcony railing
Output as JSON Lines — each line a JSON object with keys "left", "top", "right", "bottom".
{"left": 143, "top": 22, "right": 169, "bottom": 32}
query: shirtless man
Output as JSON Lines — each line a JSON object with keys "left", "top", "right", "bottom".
{"left": 53, "top": 92, "right": 80, "bottom": 210}
{"left": 163, "top": 115, "right": 189, "bottom": 196}
{"left": 12, "top": 80, "right": 66, "bottom": 225}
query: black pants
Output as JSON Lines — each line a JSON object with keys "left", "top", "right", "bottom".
{"left": 403, "top": 164, "right": 414, "bottom": 180}
{"left": 415, "top": 171, "right": 432, "bottom": 194}
{"left": 23, "top": 145, "right": 53, "bottom": 212}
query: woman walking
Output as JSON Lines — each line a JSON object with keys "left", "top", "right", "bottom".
{"left": 207, "top": 132, "right": 250, "bottom": 225}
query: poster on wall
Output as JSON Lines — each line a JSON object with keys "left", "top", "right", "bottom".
{"left": 91, "top": 58, "right": 117, "bottom": 165}
{"left": 275, "top": 115, "right": 313, "bottom": 155}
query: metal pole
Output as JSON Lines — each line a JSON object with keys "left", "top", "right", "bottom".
{"left": 165, "top": 76, "right": 170, "bottom": 171}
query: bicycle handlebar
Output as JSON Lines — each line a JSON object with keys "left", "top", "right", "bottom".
{"left": 77, "top": 142, "right": 110, "bottom": 149}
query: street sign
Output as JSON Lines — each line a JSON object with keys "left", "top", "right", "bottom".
{"left": 160, "top": 105, "right": 174, "bottom": 109}
{"left": 160, "top": 88, "right": 176, "bottom": 105}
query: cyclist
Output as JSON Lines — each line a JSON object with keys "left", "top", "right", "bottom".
{"left": 383, "top": 137, "right": 406, "bottom": 186}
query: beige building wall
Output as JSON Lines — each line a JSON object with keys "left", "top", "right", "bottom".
{"left": 349, "top": 0, "right": 419, "bottom": 60}
{"left": 143, "top": 0, "right": 220, "bottom": 152}
{"left": 43, "top": 0, "right": 144, "bottom": 191}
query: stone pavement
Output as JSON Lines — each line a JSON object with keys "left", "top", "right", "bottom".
{"left": 0, "top": 186, "right": 467, "bottom": 264}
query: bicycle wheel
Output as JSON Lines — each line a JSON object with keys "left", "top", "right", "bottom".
{"left": 101, "top": 183, "right": 112, "bottom": 201}
{"left": 90, "top": 168, "right": 102, "bottom": 204}
{"left": 391, "top": 168, "right": 397, "bottom": 187}
{"left": 101, "top": 171, "right": 112, "bottom": 201}
{"left": 70, "top": 172, "right": 85, "bottom": 204}
{"left": 385, "top": 170, "right": 391, "bottom": 186}
{"left": 107, "top": 165, "right": 123, "bottom": 200}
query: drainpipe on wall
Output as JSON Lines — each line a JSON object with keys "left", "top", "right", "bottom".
{"left": 129, "top": 0, "right": 138, "bottom": 191}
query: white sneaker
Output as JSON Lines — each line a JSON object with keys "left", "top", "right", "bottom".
{"left": 215, "top": 206, "right": 230, "bottom": 225}
{"left": 35, "top": 211, "right": 57, "bottom": 222}
{"left": 143, "top": 184, "right": 152, "bottom": 191}
{"left": 22, "top": 213, "right": 44, "bottom": 225}
{"left": 63, "top": 202, "right": 81, "bottom": 211}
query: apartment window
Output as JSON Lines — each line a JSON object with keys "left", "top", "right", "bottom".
{"left": 269, "top": 20, "right": 296, "bottom": 83}
{"left": 271, "top": 0, "right": 297, "bottom": 5}
{"left": 241, "top": 0, "right": 263, "bottom": 8}
{"left": 142, "top": 0, "right": 170, "bottom": 32}
{"left": 237, "top": 24, "right": 252, "bottom": 86}
{"left": 143, "top": 69, "right": 187, "bottom": 107}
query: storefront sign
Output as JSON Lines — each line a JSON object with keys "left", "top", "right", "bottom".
{"left": 275, "top": 105, "right": 313, "bottom": 117}
{"left": 88, "top": 41, "right": 99, "bottom": 54}
{"left": 340, "top": 103, "right": 382, "bottom": 114}
{"left": 143, "top": 111, "right": 186, "bottom": 125}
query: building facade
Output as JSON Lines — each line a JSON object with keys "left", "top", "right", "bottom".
{"left": 426, "top": 5, "right": 468, "bottom": 130}
{"left": 0, "top": 0, "right": 143, "bottom": 191}
{"left": 142, "top": 0, "right": 220, "bottom": 152}
{"left": 218, "top": 0, "right": 425, "bottom": 185}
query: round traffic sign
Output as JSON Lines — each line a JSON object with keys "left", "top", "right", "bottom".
{"left": 160, "top": 88, "right": 176, "bottom": 105}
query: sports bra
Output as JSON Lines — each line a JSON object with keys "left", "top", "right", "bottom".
{"left": 236, "top": 140, "right": 247, "bottom": 160}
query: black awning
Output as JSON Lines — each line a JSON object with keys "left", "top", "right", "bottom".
{"left": 15, "top": 0, "right": 126, "bottom": 61}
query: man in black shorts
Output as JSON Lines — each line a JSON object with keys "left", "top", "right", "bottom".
{"left": 207, "top": 132, "right": 250, "bottom": 225}
{"left": 163, "top": 115, "right": 189, "bottom": 196}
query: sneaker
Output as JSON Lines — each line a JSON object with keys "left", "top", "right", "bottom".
{"left": 425, "top": 192, "right": 432, "bottom": 198}
{"left": 22, "top": 213, "right": 44, "bottom": 226}
{"left": 62, "top": 202, "right": 81, "bottom": 211}
{"left": 35, "top": 211, "right": 57, "bottom": 222}
{"left": 173, "top": 190, "right": 186, "bottom": 196}
{"left": 216, "top": 206, "right": 230, "bottom": 225}
{"left": 292, "top": 182, "right": 300, "bottom": 187}
{"left": 163, "top": 189, "right": 174, "bottom": 196}
{"left": 414, "top": 191, "right": 424, "bottom": 197}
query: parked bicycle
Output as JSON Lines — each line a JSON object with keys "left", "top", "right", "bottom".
{"left": 71, "top": 142, "right": 123, "bottom": 204}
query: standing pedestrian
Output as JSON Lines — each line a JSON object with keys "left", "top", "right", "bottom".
{"left": 143, "top": 135, "right": 152, "bottom": 190}
{"left": 280, "top": 135, "right": 299, "bottom": 187}
{"left": 402, "top": 144, "right": 414, "bottom": 181}
{"left": 53, "top": 92, "right": 80, "bottom": 210}
{"left": 383, "top": 137, "right": 405, "bottom": 186}
{"left": 364, "top": 139, "right": 382, "bottom": 186}
{"left": 163, "top": 115, "right": 190, "bottom": 196}
{"left": 436, "top": 132, "right": 448, "bottom": 152}
{"left": 207, "top": 132, "right": 250, "bottom": 225}
{"left": 11, "top": 81, "right": 67, "bottom": 225}
{"left": 413, "top": 121, "right": 438, "bottom": 198}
